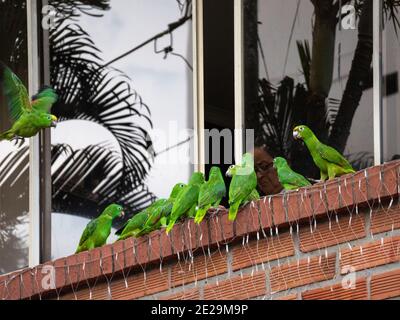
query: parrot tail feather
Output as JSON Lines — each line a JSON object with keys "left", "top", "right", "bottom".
{"left": 166, "top": 219, "right": 176, "bottom": 234}
{"left": 0, "top": 130, "right": 14, "bottom": 141}
{"left": 194, "top": 205, "right": 211, "bottom": 225}
{"left": 228, "top": 201, "right": 241, "bottom": 221}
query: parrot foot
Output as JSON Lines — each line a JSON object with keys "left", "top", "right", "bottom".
{"left": 11, "top": 137, "right": 26, "bottom": 147}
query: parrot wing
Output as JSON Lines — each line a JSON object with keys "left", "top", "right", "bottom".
{"left": 229, "top": 172, "right": 257, "bottom": 206}
{"left": 31, "top": 87, "right": 58, "bottom": 113}
{"left": 317, "top": 143, "right": 354, "bottom": 170}
{"left": 198, "top": 179, "right": 226, "bottom": 208}
{"left": 279, "top": 167, "right": 311, "bottom": 187}
{"left": 78, "top": 219, "right": 98, "bottom": 247}
{"left": 0, "top": 61, "right": 31, "bottom": 121}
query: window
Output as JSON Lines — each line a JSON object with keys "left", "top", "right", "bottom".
{"left": 237, "top": 0, "right": 377, "bottom": 195}
{"left": 46, "top": 0, "right": 194, "bottom": 259}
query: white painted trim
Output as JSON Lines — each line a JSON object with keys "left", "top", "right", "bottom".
{"left": 27, "top": 0, "right": 41, "bottom": 268}
{"left": 373, "top": 0, "right": 383, "bottom": 165}
{"left": 193, "top": 0, "right": 205, "bottom": 172}
{"left": 234, "top": 0, "right": 244, "bottom": 163}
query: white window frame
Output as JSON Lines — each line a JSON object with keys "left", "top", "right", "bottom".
{"left": 27, "top": 0, "right": 41, "bottom": 268}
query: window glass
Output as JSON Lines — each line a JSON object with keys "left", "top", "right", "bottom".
{"left": 244, "top": 0, "right": 374, "bottom": 195}
{"left": 48, "top": 0, "right": 193, "bottom": 258}
{"left": 382, "top": 11, "right": 400, "bottom": 162}
{"left": 0, "top": 0, "right": 29, "bottom": 275}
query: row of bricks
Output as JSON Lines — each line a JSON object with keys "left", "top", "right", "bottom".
{"left": 20, "top": 230, "right": 400, "bottom": 300}
{"left": 163, "top": 268, "right": 400, "bottom": 300}
{"left": 1, "top": 161, "right": 399, "bottom": 300}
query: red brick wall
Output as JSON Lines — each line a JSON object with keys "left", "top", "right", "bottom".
{"left": 1, "top": 161, "right": 400, "bottom": 300}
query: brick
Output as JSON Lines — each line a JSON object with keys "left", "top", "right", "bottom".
{"left": 136, "top": 238, "right": 150, "bottom": 266}
{"left": 203, "top": 272, "right": 266, "bottom": 300}
{"left": 381, "top": 161, "right": 399, "bottom": 198}
{"left": 271, "top": 195, "right": 286, "bottom": 226}
{"left": 302, "top": 278, "right": 368, "bottom": 300}
{"left": 148, "top": 231, "right": 162, "bottom": 264}
{"left": 276, "top": 293, "right": 297, "bottom": 300}
{"left": 371, "top": 269, "right": 400, "bottom": 300}
{"left": 85, "top": 247, "right": 102, "bottom": 281}
{"left": 231, "top": 233, "right": 295, "bottom": 271}
{"left": 53, "top": 258, "right": 67, "bottom": 290}
{"left": 170, "top": 251, "right": 228, "bottom": 287}
{"left": 159, "top": 231, "right": 173, "bottom": 258}
{"left": 183, "top": 219, "right": 198, "bottom": 251}
{"left": 297, "top": 188, "right": 314, "bottom": 220}
{"left": 337, "top": 175, "right": 355, "bottom": 209}
{"left": 197, "top": 220, "right": 210, "bottom": 248}
{"left": 5, "top": 272, "right": 21, "bottom": 300}
{"left": 285, "top": 192, "right": 300, "bottom": 222}
{"left": 353, "top": 169, "right": 369, "bottom": 205}
{"left": 367, "top": 165, "right": 383, "bottom": 202}
{"left": 20, "top": 269, "right": 34, "bottom": 300}
{"left": 160, "top": 288, "right": 200, "bottom": 300}
{"left": 235, "top": 205, "right": 252, "bottom": 237}
{"left": 248, "top": 201, "right": 261, "bottom": 234}
{"left": 270, "top": 253, "right": 336, "bottom": 293}
{"left": 112, "top": 240, "right": 126, "bottom": 274}
{"left": 0, "top": 278, "right": 6, "bottom": 300}
{"left": 324, "top": 179, "right": 342, "bottom": 212}
{"left": 340, "top": 236, "right": 400, "bottom": 273}
{"left": 299, "top": 214, "right": 366, "bottom": 253}
{"left": 259, "top": 196, "right": 274, "bottom": 230}
{"left": 219, "top": 210, "right": 235, "bottom": 241}
{"left": 170, "top": 224, "right": 185, "bottom": 254}
{"left": 371, "top": 206, "right": 400, "bottom": 235}
{"left": 122, "top": 238, "right": 136, "bottom": 268}
{"left": 99, "top": 244, "right": 114, "bottom": 277}
{"left": 311, "top": 184, "right": 329, "bottom": 216}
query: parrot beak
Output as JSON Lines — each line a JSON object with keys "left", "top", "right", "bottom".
{"left": 225, "top": 170, "right": 231, "bottom": 178}
{"left": 119, "top": 211, "right": 125, "bottom": 218}
{"left": 50, "top": 115, "right": 58, "bottom": 128}
{"left": 293, "top": 130, "right": 300, "bottom": 140}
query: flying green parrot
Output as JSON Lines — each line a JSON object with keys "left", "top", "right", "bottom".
{"left": 75, "top": 204, "right": 124, "bottom": 254}
{"left": 166, "top": 172, "right": 205, "bottom": 234}
{"left": 117, "top": 210, "right": 151, "bottom": 241}
{"left": 194, "top": 166, "right": 226, "bottom": 224}
{"left": 0, "top": 61, "right": 58, "bottom": 141}
{"left": 226, "top": 153, "right": 258, "bottom": 221}
{"left": 135, "top": 182, "right": 186, "bottom": 237}
{"left": 273, "top": 157, "right": 312, "bottom": 190}
{"left": 293, "top": 125, "right": 355, "bottom": 181}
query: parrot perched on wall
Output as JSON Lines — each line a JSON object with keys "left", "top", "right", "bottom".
{"left": 75, "top": 204, "right": 124, "bottom": 253}
{"left": 194, "top": 166, "right": 226, "bottom": 224}
{"left": 166, "top": 172, "right": 205, "bottom": 234}
{"left": 117, "top": 210, "right": 151, "bottom": 241}
{"left": 226, "top": 153, "right": 258, "bottom": 221}
{"left": 0, "top": 61, "right": 58, "bottom": 141}
{"left": 293, "top": 125, "right": 355, "bottom": 181}
{"left": 273, "top": 157, "right": 312, "bottom": 190}
{"left": 135, "top": 182, "right": 186, "bottom": 237}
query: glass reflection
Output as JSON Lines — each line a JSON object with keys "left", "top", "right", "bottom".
{"left": 244, "top": 0, "right": 375, "bottom": 195}
{"left": 48, "top": 0, "right": 193, "bottom": 258}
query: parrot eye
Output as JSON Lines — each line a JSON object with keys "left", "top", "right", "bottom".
{"left": 47, "top": 116, "right": 51, "bottom": 120}
{"left": 300, "top": 127, "right": 304, "bottom": 132}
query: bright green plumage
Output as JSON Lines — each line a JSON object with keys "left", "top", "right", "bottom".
{"left": 293, "top": 125, "right": 355, "bottom": 181}
{"left": 166, "top": 172, "right": 205, "bottom": 233}
{"left": 76, "top": 204, "right": 124, "bottom": 253}
{"left": 0, "top": 61, "right": 58, "bottom": 141}
{"left": 226, "top": 153, "right": 258, "bottom": 221}
{"left": 135, "top": 182, "right": 186, "bottom": 237}
{"left": 273, "top": 157, "right": 311, "bottom": 190}
{"left": 117, "top": 210, "right": 151, "bottom": 241}
{"left": 194, "top": 167, "right": 226, "bottom": 224}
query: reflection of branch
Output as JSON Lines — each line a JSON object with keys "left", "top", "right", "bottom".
{"left": 102, "top": 15, "right": 192, "bottom": 68}
{"left": 155, "top": 137, "right": 191, "bottom": 157}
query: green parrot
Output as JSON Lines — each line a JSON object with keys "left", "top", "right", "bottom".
{"left": 75, "top": 204, "right": 124, "bottom": 254}
{"left": 244, "top": 188, "right": 260, "bottom": 203}
{"left": 194, "top": 166, "right": 226, "bottom": 224}
{"left": 135, "top": 182, "right": 186, "bottom": 237}
{"left": 273, "top": 157, "right": 312, "bottom": 190}
{"left": 117, "top": 210, "right": 151, "bottom": 241}
{"left": 166, "top": 172, "right": 205, "bottom": 234}
{"left": 0, "top": 61, "right": 58, "bottom": 141}
{"left": 293, "top": 125, "right": 355, "bottom": 181}
{"left": 226, "top": 153, "right": 258, "bottom": 221}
